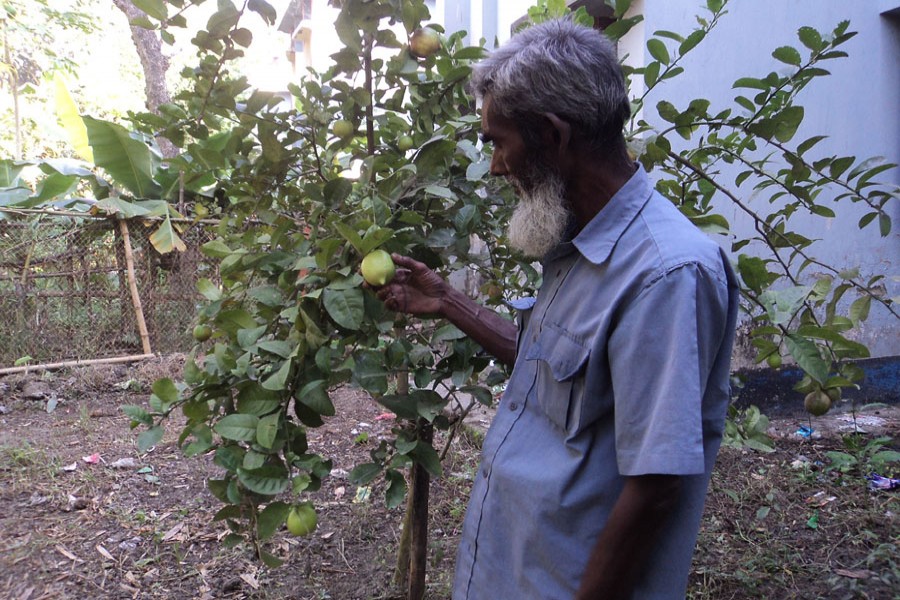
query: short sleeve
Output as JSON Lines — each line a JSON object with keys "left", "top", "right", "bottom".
{"left": 609, "top": 262, "right": 730, "bottom": 476}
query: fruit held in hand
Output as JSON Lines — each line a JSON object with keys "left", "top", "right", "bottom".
{"left": 804, "top": 390, "right": 832, "bottom": 416}
{"left": 287, "top": 504, "right": 317, "bottom": 536}
{"left": 332, "top": 119, "right": 354, "bottom": 139}
{"left": 409, "top": 28, "right": 441, "bottom": 58}
{"left": 192, "top": 324, "right": 212, "bottom": 342}
{"left": 361, "top": 249, "right": 396, "bottom": 286}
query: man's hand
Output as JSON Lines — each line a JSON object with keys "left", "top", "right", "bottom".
{"left": 575, "top": 475, "right": 682, "bottom": 599}
{"left": 371, "top": 254, "right": 518, "bottom": 367}
{"left": 374, "top": 254, "right": 448, "bottom": 316}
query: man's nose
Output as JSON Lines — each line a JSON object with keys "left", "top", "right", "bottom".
{"left": 489, "top": 153, "right": 507, "bottom": 177}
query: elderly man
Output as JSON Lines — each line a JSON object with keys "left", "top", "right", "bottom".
{"left": 377, "top": 18, "right": 739, "bottom": 600}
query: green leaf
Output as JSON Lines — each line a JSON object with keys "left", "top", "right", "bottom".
{"left": 829, "top": 156, "right": 855, "bottom": 178}
{"left": 83, "top": 116, "right": 160, "bottom": 198}
{"left": 262, "top": 359, "right": 292, "bottom": 391}
{"left": 122, "top": 405, "right": 154, "bottom": 426}
{"left": 33, "top": 173, "right": 77, "bottom": 202}
{"left": 258, "top": 502, "right": 290, "bottom": 540}
{"left": 297, "top": 380, "right": 335, "bottom": 417}
{"left": 349, "top": 463, "right": 382, "bottom": 485}
{"left": 236, "top": 384, "right": 281, "bottom": 416}
{"left": 643, "top": 61, "right": 661, "bottom": 87}
{"left": 215, "top": 414, "right": 260, "bottom": 441}
{"left": 214, "top": 446, "right": 245, "bottom": 472}
{"left": 857, "top": 212, "right": 878, "bottom": 230}
{"left": 334, "top": 222, "right": 364, "bottom": 254}
{"left": 385, "top": 469, "right": 407, "bottom": 509}
{"left": 431, "top": 324, "right": 466, "bottom": 343}
{"left": 207, "top": 4, "right": 241, "bottom": 36}
{"left": 797, "top": 26, "right": 822, "bottom": 51}
{"left": 602, "top": 15, "right": 643, "bottom": 41}
{"left": 237, "top": 326, "right": 267, "bottom": 349}
{"left": 323, "top": 288, "right": 364, "bottom": 330}
{"left": 409, "top": 442, "right": 443, "bottom": 478}
{"left": 678, "top": 29, "right": 705, "bottom": 55}
{"left": 152, "top": 378, "right": 179, "bottom": 404}
{"left": 352, "top": 351, "right": 388, "bottom": 395}
{"left": 785, "top": 334, "right": 830, "bottom": 383}
{"left": 733, "top": 77, "right": 769, "bottom": 90}
{"left": 197, "top": 278, "right": 222, "bottom": 301}
{"left": 879, "top": 213, "right": 891, "bottom": 237}
{"left": 0, "top": 160, "right": 26, "bottom": 187}
{"left": 453, "top": 47, "right": 486, "bottom": 60}
{"left": 849, "top": 295, "right": 871, "bottom": 324}
{"left": 647, "top": 39, "right": 670, "bottom": 65}
{"left": 131, "top": 0, "right": 167, "bottom": 21}
{"left": 772, "top": 46, "right": 802, "bottom": 66}
{"left": 257, "top": 413, "right": 280, "bottom": 449}
{"left": 237, "top": 466, "right": 291, "bottom": 496}
{"left": 200, "top": 238, "right": 232, "bottom": 258}
{"left": 773, "top": 106, "right": 804, "bottom": 143}
{"left": 232, "top": 27, "right": 253, "bottom": 47}
{"left": 137, "top": 426, "right": 164, "bottom": 453}
{"left": 737, "top": 255, "right": 775, "bottom": 294}
{"left": 375, "top": 394, "right": 419, "bottom": 420}
{"left": 248, "top": 0, "right": 277, "bottom": 25}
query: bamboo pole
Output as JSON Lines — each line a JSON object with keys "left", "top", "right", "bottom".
{"left": 0, "top": 353, "right": 154, "bottom": 376}
{"left": 118, "top": 219, "right": 153, "bottom": 355}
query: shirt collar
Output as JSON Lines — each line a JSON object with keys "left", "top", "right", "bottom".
{"left": 571, "top": 163, "right": 653, "bottom": 265}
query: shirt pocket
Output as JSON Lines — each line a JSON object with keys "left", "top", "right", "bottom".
{"left": 525, "top": 322, "right": 590, "bottom": 433}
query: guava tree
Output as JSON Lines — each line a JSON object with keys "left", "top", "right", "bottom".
{"left": 118, "top": 1, "right": 518, "bottom": 595}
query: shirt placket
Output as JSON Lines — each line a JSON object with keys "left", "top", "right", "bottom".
{"left": 459, "top": 254, "right": 578, "bottom": 598}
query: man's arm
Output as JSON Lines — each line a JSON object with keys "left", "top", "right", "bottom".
{"left": 375, "top": 255, "right": 518, "bottom": 367}
{"left": 575, "top": 474, "right": 682, "bottom": 600}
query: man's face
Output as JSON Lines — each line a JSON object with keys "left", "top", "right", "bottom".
{"left": 481, "top": 96, "right": 571, "bottom": 259}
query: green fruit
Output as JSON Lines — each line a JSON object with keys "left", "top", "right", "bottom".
{"left": 766, "top": 352, "right": 781, "bottom": 369}
{"left": 804, "top": 390, "right": 831, "bottom": 417}
{"left": 332, "top": 119, "right": 354, "bottom": 139}
{"left": 192, "top": 324, "right": 212, "bottom": 342}
{"left": 825, "top": 387, "right": 842, "bottom": 403}
{"left": 409, "top": 28, "right": 441, "bottom": 58}
{"left": 361, "top": 249, "right": 396, "bottom": 286}
{"left": 287, "top": 504, "right": 317, "bottom": 536}
{"left": 398, "top": 135, "right": 415, "bottom": 151}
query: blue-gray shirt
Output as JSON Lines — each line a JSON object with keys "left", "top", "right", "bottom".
{"left": 452, "top": 165, "right": 739, "bottom": 599}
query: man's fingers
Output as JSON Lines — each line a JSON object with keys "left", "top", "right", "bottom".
{"left": 391, "top": 254, "right": 426, "bottom": 272}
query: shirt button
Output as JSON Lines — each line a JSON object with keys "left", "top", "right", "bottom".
{"left": 509, "top": 402, "right": 518, "bottom": 411}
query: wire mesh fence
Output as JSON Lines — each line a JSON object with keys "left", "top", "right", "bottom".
{"left": 0, "top": 210, "right": 216, "bottom": 367}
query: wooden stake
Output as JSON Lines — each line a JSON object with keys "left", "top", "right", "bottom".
{"left": 118, "top": 219, "right": 153, "bottom": 355}
{"left": 0, "top": 353, "right": 154, "bottom": 376}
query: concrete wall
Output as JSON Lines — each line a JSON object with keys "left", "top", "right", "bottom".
{"left": 629, "top": 0, "right": 900, "bottom": 358}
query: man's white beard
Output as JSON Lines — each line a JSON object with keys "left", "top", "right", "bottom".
{"left": 507, "top": 171, "right": 570, "bottom": 259}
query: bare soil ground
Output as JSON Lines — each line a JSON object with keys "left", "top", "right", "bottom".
{"left": 1, "top": 357, "right": 898, "bottom": 600}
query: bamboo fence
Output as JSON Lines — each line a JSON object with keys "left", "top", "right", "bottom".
{"left": 0, "top": 208, "right": 216, "bottom": 369}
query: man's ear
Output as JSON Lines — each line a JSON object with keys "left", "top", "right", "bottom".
{"left": 542, "top": 112, "right": 571, "bottom": 162}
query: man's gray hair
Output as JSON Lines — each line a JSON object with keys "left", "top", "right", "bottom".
{"left": 471, "top": 19, "right": 630, "bottom": 147}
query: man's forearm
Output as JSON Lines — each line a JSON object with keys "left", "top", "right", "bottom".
{"left": 439, "top": 287, "right": 517, "bottom": 367}
{"left": 575, "top": 475, "right": 682, "bottom": 600}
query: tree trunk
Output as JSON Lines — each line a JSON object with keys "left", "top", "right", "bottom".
{"left": 111, "top": 0, "right": 178, "bottom": 158}
{"left": 408, "top": 419, "right": 432, "bottom": 600}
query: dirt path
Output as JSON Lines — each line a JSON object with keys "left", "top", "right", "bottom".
{"left": 1, "top": 358, "right": 897, "bottom": 599}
